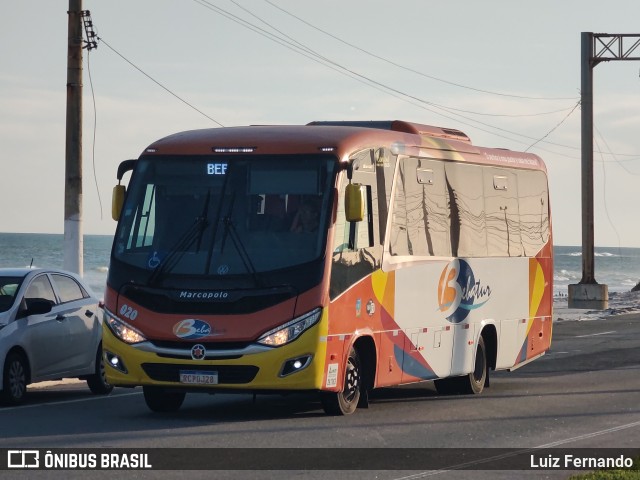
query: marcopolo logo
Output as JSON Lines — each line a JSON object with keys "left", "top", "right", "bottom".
{"left": 172, "top": 319, "right": 212, "bottom": 340}
{"left": 438, "top": 259, "right": 491, "bottom": 323}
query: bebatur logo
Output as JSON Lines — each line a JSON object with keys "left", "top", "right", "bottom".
{"left": 438, "top": 259, "right": 491, "bottom": 323}
{"left": 173, "top": 319, "right": 212, "bottom": 340}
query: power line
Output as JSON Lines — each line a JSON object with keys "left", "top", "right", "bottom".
{"left": 96, "top": 1, "right": 640, "bottom": 163}
{"left": 263, "top": 0, "right": 579, "bottom": 102}
{"left": 192, "top": 0, "right": 595, "bottom": 161}
{"left": 96, "top": 36, "right": 225, "bottom": 127}
{"left": 81, "top": 9, "right": 103, "bottom": 220}
{"left": 525, "top": 101, "right": 581, "bottom": 152}
{"left": 247, "top": 3, "right": 640, "bottom": 160}
{"left": 193, "top": 0, "right": 574, "bottom": 120}
{"left": 86, "top": 49, "right": 103, "bottom": 220}
{"left": 594, "top": 134, "right": 623, "bottom": 252}
{"left": 595, "top": 125, "right": 640, "bottom": 175}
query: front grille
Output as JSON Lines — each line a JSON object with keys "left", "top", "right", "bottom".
{"left": 150, "top": 339, "right": 252, "bottom": 350}
{"left": 155, "top": 352, "right": 242, "bottom": 361}
{"left": 142, "top": 363, "right": 259, "bottom": 384}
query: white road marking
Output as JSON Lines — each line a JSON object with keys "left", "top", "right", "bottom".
{"left": 0, "top": 391, "right": 141, "bottom": 412}
{"left": 575, "top": 331, "right": 616, "bottom": 338}
{"left": 392, "top": 418, "right": 640, "bottom": 479}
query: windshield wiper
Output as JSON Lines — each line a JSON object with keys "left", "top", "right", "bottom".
{"left": 216, "top": 192, "right": 262, "bottom": 287}
{"left": 148, "top": 190, "right": 212, "bottom": 286}
{"left": 222, "top": 214, "right": 263, "bottom": 288}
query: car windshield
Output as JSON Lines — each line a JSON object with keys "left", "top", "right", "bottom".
{"left": 113, "top": 154, "right": 336, "bottom": 282}
{"left": 0, "top": 276, "right": 23, "bottom": 312}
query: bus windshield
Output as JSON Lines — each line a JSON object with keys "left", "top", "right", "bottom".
{"left": 113, "top": 154, "right": 336, "bottom": 283}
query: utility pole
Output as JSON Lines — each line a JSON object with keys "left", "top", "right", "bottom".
{"left": 569, "top": 32, "right": 640, "bottom": 309}
{"left": 64, "top": 0, "right": 84, "bottom": 275}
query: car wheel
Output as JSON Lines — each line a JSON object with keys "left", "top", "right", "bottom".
{"left": 143, "top": 386, "right": 186, "bottom": 413}
{"left": 2, "top": 352, "right": 28, "bottom": 405}
{"left": 320, "top": 347, "right": 361, "bottom": 415}
{"left": 86, "top": 346, "right": 114, "bottom": 395}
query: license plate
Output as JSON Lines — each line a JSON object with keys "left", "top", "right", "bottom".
{"left": 179, "top": 370, "right": 218, "bottom": 385}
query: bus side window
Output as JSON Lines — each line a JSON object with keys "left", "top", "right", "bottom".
{"left": 444, "top": 163, "right": 488, "bottom": 258}
{"left": 517, "top": 170, "right": 550, "bottom": 256}
{"left": 389, "top": 157, "right": 452, "bottom": 257}
{"left": 484, "top": 168, "right": 522, "bottom": 257}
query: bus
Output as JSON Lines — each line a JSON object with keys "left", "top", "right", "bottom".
{"left": 103, "top": 120, "right": 553, "bottom": 415}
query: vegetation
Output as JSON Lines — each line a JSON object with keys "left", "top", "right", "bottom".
{"left": 568, "top": 457, "right": 640, "bottom": 480}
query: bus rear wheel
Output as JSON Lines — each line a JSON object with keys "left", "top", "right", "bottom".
{"left": 143, "top": 386, "right": 186, "bottom": 412}
{"left": 434, "top": 336, "right": 487, "bottom": 395}
{"left": 320, "top": 347, "right": 361, "bottom": 415}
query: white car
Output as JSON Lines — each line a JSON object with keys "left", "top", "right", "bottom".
{"left": 0, "top": 268, "right": 113, "bottom": 404}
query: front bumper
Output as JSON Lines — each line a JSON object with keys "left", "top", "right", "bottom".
{"left": 102, "top": 320, "right": 328, "bottom": 391}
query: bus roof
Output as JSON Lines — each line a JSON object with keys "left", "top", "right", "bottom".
{"left": 142, "top": 121, "right": 546, "bottom": 172}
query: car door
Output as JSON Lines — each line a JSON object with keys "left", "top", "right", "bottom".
{"left": 49, "top": 274, "right": 99, "bottom": 374}
{"left": 20, "top": 274, "right": 70, "bottom": 379}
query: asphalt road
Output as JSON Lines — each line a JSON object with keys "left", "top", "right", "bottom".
{"left": 1, "top": 313, "right": 639, "bottom": 479}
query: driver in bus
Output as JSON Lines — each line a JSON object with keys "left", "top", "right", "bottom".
{"left": 290, "top": 199, "right": 320, "bottom": 233}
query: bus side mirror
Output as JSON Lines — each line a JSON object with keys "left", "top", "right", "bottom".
{"left": 345, "top": 183, "right": 364, "bottom": 222}
{"left": 112, "top": 185, "right": 126, "bottom": 221}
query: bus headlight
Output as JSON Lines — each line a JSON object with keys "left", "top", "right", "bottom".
{"left": 104, "top": 311, "right": 147, "bottom": 344}
{"left": 257, "top": 308, "right": 322, "bottom": 347}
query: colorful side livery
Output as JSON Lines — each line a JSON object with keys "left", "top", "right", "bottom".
{"left": 102, "top": 120, "right": 553, "bottom": 414}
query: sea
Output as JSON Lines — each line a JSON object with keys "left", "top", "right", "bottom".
{"left": 0, "top": 232, "right": 112, "bottom": 296}
{"left": 1, "top": 232, "right": 639, "bottom": 300}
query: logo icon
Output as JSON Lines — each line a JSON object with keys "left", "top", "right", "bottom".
{"left": 191, "top": 344, "right": 206, "bottom": 360}
{"left": 7, "top": 450, "right": 39, "bottom": 469}
{"left": 438, "top": 259, "right": 491, "bottom": 323}
{"left": 147, "top": 251, "right": 162, "bottom": 269}
{"left": 366, "top": 299, "right": 376, "bottom": 316}
{"left": 173, "top": 319, "right": 212, "bottom": 340}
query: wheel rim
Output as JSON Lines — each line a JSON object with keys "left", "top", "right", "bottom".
{"left": 8, "top": 359, "right": 26, "bottom": 399}
{"left": 343, "top": 358, "right": 360, "bottom": 404}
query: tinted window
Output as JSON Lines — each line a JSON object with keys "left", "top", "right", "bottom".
{"left": 484, "top": 168, "right": 522, "bottom": 257}
{"left": 114, "top": 155, "right": 336, "bottom": 277}
{"left": 444, "top": 162, "right": 487, "bottom": 257}
{"left": 25, "top": 275, "right": 57, "bottom": 304}
{"left": 518, "top": 170, "right": 550, "bottom": 256}
{"left": 51, "top": 274, "right": 87, "bottom": 303}
{"left": 388, "top": 157, "right": 549, "bottom": 259}
{"left": 0, "top": 276, "right": 22, "bottom": 312}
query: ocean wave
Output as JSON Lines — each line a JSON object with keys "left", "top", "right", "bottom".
{"left": 554, "top": 269, "right": 580, "bottom": 282}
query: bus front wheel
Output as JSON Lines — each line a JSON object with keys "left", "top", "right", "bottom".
{"left": 320, "top": 347, "right": 361, "bottom": 415}
{"left": 143, "top": 386, "right": 186, "bottom": 413}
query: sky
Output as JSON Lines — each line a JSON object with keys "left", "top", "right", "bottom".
{"left": 1, "top": 0, "right": 640, "bottom": 247}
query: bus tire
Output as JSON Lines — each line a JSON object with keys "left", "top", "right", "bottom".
{"left": 320, "top": 347, "right": 361, "bottom": 415}
{"left": 467, "top": 335, "right": 487, "bottom": 394}
{"left": 435, "top": 336, "right": 487, "bottom": 395}
{"left": 1, "top": 352, "right": 28, "bottom": 405}
{"left": 143, "top": 386, "right": 186, "bottom": 413}
{"left": 86, "top": 345, "right": 114, "bottom": 395}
